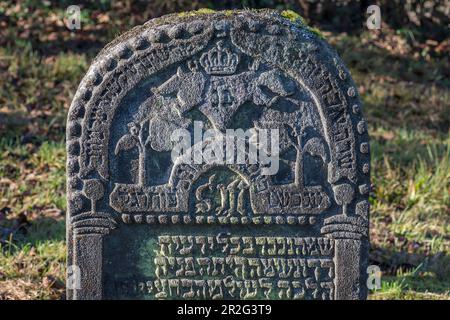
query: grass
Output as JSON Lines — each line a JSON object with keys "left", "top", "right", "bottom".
{"left": 0, "top": 3, "right": 449, "bottom": 299}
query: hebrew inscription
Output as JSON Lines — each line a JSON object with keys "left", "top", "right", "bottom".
{"left": 67, "top": 10, "right": 370, "bottom": 300}
{"left": 123, "top": 235, "right": 335, "bottom": 300}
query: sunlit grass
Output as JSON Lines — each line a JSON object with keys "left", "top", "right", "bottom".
{"left": 370, "top": 267, "right": 450, "bottom": 300}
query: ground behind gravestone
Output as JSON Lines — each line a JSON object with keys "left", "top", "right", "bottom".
{"left": 0, "top": 3, "right": 448, "bottom": 299}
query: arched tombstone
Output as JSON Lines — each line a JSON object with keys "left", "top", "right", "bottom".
{"left": 66, "top": 10, "right": 370, "bottom": 300}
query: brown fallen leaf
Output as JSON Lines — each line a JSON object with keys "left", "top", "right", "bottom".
{"left": 42, "top": 275, "right": 64, "bottom": 289}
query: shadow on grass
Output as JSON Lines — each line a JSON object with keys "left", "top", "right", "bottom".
{"left": 370, "top": 245, "right": 450, "bottom": 295}
{"left": 0, "top": 217, "right": 65, "bottom": 255}
{"left": 26, "top": 217, "right": 65, "bottom": 244}
{"left": 335, "top": 38, "right": 449, "bottom": 87}
{"left": 0, "top": 110, "right": 67, "bottom": 145}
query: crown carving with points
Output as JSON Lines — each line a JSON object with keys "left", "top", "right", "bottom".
{"left": 200, "top": 40, "right": 239, "bottom": 75}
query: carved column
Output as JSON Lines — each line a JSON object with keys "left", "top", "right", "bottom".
{"left": 334, "top": 239, "right": 366, "bottom": 300}
{"left": 73, "top": 234, "right": 104, "bottom": 300}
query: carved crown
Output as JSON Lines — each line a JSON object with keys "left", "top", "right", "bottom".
{"left": 200, "top": 41, "right": 239, "bottom": 75}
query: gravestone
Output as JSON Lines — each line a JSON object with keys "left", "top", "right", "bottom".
{"left": 66, "top": 10, "right": 370, "bottom": 300}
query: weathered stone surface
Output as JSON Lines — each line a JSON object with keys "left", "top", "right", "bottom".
{"left": 66, "top": 9, "right": 370, "bottom": 300}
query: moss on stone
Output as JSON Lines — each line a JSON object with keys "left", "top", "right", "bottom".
{"left": 307, "top": 26, "right": 325, "bottom": 39}
{"left": 171, "top": 9, "right": 325, "bottom": 41}
{"left": 177, "top": 8, "right": 246, "bottom": 18}
{"left": 100, "top": 9, "right": 326, "bottom": 59}
{"left": 280, "top": 10, "right": 305, "bottom": 25}
{"left": 280, "top": 9, "right": 325, "bottom": 40}
{"left": 178, "top": 8, "right": 216, "bottom": 17}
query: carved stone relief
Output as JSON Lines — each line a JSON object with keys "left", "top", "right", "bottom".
{"left": 66, "top": 10, "right": 370, "bottom": 300}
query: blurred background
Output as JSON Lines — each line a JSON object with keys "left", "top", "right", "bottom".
{"left": 0, "top": 0, "right": 448, "bottom": 299}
